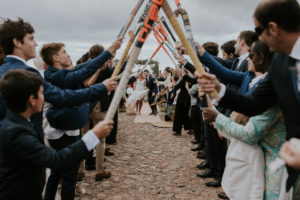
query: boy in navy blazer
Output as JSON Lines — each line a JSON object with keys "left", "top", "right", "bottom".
{"left": 0, "top": 70, "right": 114, "bottom": 200}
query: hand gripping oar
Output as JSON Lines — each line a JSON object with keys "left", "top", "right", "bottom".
{"left": 117, "top": 0, "right": 145, "bottom": 38}
{"left": 104, "top": 0, "right": 164, "bottom": 123}
{"left": 162, "top": 1, "right": 218, "bottom": 99}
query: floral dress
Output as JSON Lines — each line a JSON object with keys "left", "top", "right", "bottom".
{"left": 215, "top": 106, "right": 287, "bottom": 200}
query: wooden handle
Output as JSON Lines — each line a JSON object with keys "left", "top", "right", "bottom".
{"left": 112, "top": 31, "right": 136, "bottom": 77}
{"left": 162, "top": 1, "right": 218, "bottom": 99}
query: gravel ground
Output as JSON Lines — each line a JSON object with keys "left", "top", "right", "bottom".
{"left": 75, "top": 112, "right": 221, "bottom": 200}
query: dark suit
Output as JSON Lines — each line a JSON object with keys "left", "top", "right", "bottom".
{"left": 172, "top": 79, "right": 192, "bottom": 134}
{"left": 214, "top": 56, "right": 237, "bottom": 69}
{"left": 146, "top": 75, "right": 158, "bottom": 113}
{"left": 219, "top": 53, "right": 299, "bottom": 190}
{"left": 0, "top": 110, "right": 89, "bottom": 200}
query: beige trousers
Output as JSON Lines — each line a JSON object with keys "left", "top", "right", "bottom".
{"left": 79, "top": 102, "right": 106, "bottom": 174}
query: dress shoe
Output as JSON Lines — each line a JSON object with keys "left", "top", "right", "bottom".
{"left": 191, "top": 140, "right": 199, "bottom": 144}
{"left": 149, "top": 112, "right": 154, "bottom": 115}
{"left": 85, "top": 165, "right": 95, "bottom": 171}
{"left": 95, "top": 170, "right": 112, "bottom": 182}
{"left": 196, "top": 150, "right": 206, "bottom": 159}
{"left": 186, "top": 130, "right": 194, "bottom": 135}
{"left": 197, "top": 160, "right": 209, "bottom": 170}
{"left": 196, "top": 169, "right": 216, "bottom": 178}
{"left": 197, "top": 150, "right": 205, "bottom": 155}
{"left": 205, "top": 177, "right": 221, "bottom": 187}
{"left": 218, "top": 191, "right": 229, "bottom": 200}
{"left": 191, "top": 146, "right": 202, "bottom": 151}
{"left": 153, "top": 111, "right": 158, "bottom": 116}
{"left": 105, "top": 148, "right": 114, "bottom": 156}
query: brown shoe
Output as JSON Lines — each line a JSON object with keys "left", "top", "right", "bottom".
{"left": 186, "top": 130, "right": 194, "bottom": 135}
{"left": 95, "top": 170, "right": 112, "bottom": 182}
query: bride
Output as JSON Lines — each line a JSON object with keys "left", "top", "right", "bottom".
{"left": 126, "top": 72, "right": 148, "bottom": 114}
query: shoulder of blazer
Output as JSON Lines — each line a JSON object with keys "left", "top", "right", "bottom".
{"left": 1, "top": 119, "right": 36, "bottom": 144}
{"left": 237, "top": 59, "right": 249, "bottom": 72}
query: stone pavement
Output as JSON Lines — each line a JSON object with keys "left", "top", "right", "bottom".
{"left": 75, "top": 112, "right": 221, "bottom": 200}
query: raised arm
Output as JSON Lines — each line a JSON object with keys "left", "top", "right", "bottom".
{"left": 62, "top": 38, "right": 123, "bottom": 87}
{"left": 214, "top": 106, "right": 284, "bottom": 145}
{"left": 198, "top": 72, "right": 276, "bottom": 117}
{"left": 198, "top": 52, "right": 244, "bottom": 86}
{"left": 63, "top": 50, "right": 112, "bottom": 87}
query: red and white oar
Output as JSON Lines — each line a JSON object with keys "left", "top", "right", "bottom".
{"left": 112, "top": 26, "right": 141, "bottom": 77}
{"left": 105, "top": 0, "right": 164, "bottom": 122}
{"left": 152, "top": 27, "right": 178, "bottom": 68}
{"left": 117, "top": 0, "right": 145, "bottom": 38}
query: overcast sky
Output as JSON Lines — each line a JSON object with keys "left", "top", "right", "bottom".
{"left": 1, "top": 0, "right": 268, "bottom": 71}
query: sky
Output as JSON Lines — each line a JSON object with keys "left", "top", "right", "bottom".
{"left": 0, "top": 0, "right": 266, "bottom": 72}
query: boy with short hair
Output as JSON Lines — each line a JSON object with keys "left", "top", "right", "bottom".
{"left": 0, "top": 70, "right": 113, "bottom": 200}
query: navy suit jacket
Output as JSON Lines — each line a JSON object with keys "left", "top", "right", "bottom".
{"left": 0, "top": 110, "right": 89, "bottom": 200}
{"left": 44, "top": 51, "right": 111, "bottom": 130}
{"left": 0, "top": 57, "right": 108, "bottom": 138}
{"left": 146, "top": 75, "right": 158, "bottom": 94}
{"left": 45, "top": 50, "right": 111, "bottom": 90}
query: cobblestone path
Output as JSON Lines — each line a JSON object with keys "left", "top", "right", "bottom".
{"left": 76, "top": 112, "right": 220, "bottom": 200}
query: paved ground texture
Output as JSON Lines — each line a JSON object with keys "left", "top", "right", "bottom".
{"left": 75, "top": 112, "right": 220, "bottom": 200}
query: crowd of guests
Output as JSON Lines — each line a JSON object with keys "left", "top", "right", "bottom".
{"left": 123, "top": 1, "right": 300, "bottom": 200}
{"left": 0, "top": 0, "right": 300, "bottom": 200}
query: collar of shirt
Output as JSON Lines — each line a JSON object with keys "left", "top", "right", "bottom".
{"left": 6, "top": 55, "right": 27, "bottom": 65}
{"left": 249, "top": 72, "right": 268, "bottom": 89}
{"left": 290, "top": 36, "right": 300, "bottom": 61}
{"left": 237, "top": 52, "right": 249, "bottom": 68}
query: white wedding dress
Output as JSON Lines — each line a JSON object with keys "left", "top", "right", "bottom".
{"left": 125, "top": 79, "right": 148, "bottom": 109}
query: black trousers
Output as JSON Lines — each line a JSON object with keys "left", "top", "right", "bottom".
{"left": 191, "top": 105, "right": 204, "bottom": 145}
{"left": 148, "top": 93, "right": 157, "bottom": 112}
{"left": 106, "top": 110, "right": 118, "bottom": 144}
{"left": 203, "top": 123, "right": 227, "bottom": 177}
{"left": 45, "top": 134, "right": 81, "bottom": 200}
{"left": 173, "top": 103, "right": 192, "bottom": 134}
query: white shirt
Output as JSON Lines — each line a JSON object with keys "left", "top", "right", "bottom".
{"left": 6, "top": 55, "right": 27, "bottom": 65}
{"left": 289, "top": 36, "right": 300, "bottom": 92}
{"left": 237, "top": 52, "right": 249, "bottom": 70}
{"left": 45, "top": 125, "right": 80, "bottom": 140}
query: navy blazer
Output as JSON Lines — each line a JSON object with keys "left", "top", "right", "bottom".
{"left": 44, "top": 50, "right": 112, "bottom": 90}
{"left": 0, "top": 57, "right": 108, "bottom": 138}
{"left": 0, "top": 110, "right": 89, "bottom": 200}
{"left": 45, "top": 63, "right": 106, "bottom": 130}
{"left": 44, "top": 50, "right": 112, "bottom": 130}
{"left": 199, "top": 52, "right": 255, "bottom": 95}
{"left": 146, "top": 75, "right": 158, "bottom": 94}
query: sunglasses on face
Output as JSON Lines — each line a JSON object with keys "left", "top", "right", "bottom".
{"left": 255, "top": 26, "right": 265, "bottom": 36}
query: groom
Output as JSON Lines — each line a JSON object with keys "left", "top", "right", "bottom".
{"left": 144, "top": 69, "right": 158, "bottom": 115}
